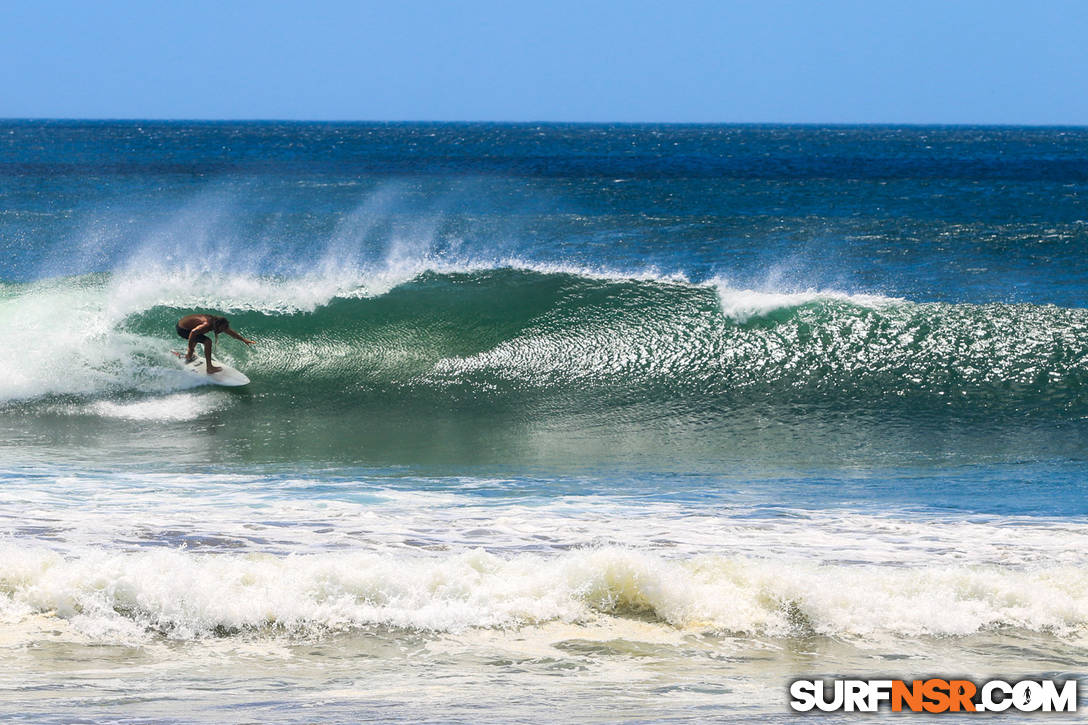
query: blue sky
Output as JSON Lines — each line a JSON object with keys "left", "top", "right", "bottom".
{"left": 2, "top": 0, "right": 1085, "bottom": 124}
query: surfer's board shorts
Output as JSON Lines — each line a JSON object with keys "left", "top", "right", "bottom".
{"left": 177, "top": 324, "right": 211, "bottom": 344}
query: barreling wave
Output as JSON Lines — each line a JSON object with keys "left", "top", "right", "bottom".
{"left": 126, "top": 267, "right": 1088, "bottom": 417}
{"left": 5, "top": 266, "right": 1088, "bottom": 418}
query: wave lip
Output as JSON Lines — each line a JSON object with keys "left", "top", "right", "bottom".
{"left": 709, "top": 277, "right": 902, "bottom": 322}
{"left": 3, "top": 545, "right": 1086, "bottom": 643}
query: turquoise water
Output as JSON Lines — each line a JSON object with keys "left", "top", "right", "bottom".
{"left": 2, "top": 122, "right": 1087, "bottom": 721}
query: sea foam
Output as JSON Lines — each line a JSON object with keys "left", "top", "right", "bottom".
{"left": 2, "top": 544, "right": 1086, "bottom": 643}
{"left": 708, "top": 276, "right": 900, "bottom": 323}
{"left": 88, "top": 392, "right": 228, "bottom": 421}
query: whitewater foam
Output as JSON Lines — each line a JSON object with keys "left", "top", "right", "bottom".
{"left": 4, "top": 465, "right": 1088, "bottom": 716}
{"left": 2, "top": 544, "right": 1086, "bottom": 643}
{"left": 88, "top": 392, "right": 229, "bottom": 422}
{"left": 0, "top": 278, "right": 141, "bottom": 401}
{"left": 708, "top": 276, "right": 901, "bottom": 322}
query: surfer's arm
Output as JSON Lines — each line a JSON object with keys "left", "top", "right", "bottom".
{"left": 225, "top": 328, "right": 256, "bottom": 345}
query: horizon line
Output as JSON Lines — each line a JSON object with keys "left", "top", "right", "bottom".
{"left": 2, "top": 117, "right": 1087, "bottom": 130}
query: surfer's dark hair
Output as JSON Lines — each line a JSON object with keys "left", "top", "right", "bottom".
{"left": 211, "top": 316, "right": 229, "bottom": 338}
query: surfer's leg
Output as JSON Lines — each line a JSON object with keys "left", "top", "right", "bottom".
{"left": 203, "top": 342, "right": 222, "bottom": 374}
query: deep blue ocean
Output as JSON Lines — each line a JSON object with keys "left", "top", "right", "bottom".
{"left": 1, "top": 122, "right": 1087, "bottom": 722}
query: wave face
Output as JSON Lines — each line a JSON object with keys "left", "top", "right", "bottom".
{"left": 5, "top": 266, "right": 1088, "bottom": 417}
{"left": 117, "top": 268, "right": 1088, "bottom": 415}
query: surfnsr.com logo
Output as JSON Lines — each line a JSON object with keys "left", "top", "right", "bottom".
{"left": 789, "top": 678, "right": 1078, "bottom": 713}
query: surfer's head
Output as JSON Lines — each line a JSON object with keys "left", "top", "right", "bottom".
{"left": 211, "top": 316, "right": 230, "bottom": 338}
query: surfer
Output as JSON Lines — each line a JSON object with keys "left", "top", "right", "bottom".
{"left": 176, "top": 314, "right": 256, "bottom": 374}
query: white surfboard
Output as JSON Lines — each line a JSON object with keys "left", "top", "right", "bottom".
{"left": 173, "top": 351, "right": 250, "bottom": 386}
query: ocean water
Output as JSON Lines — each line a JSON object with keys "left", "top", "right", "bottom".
{"left": 2, "top": 121, "right": 1088, "bottom": 721}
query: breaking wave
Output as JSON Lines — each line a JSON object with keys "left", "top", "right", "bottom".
{"left": 5, "top": 265, "right": 1085, "bottom": 421}
{"left": 2, "top": 544, "right": 1086, "bottom": 643}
